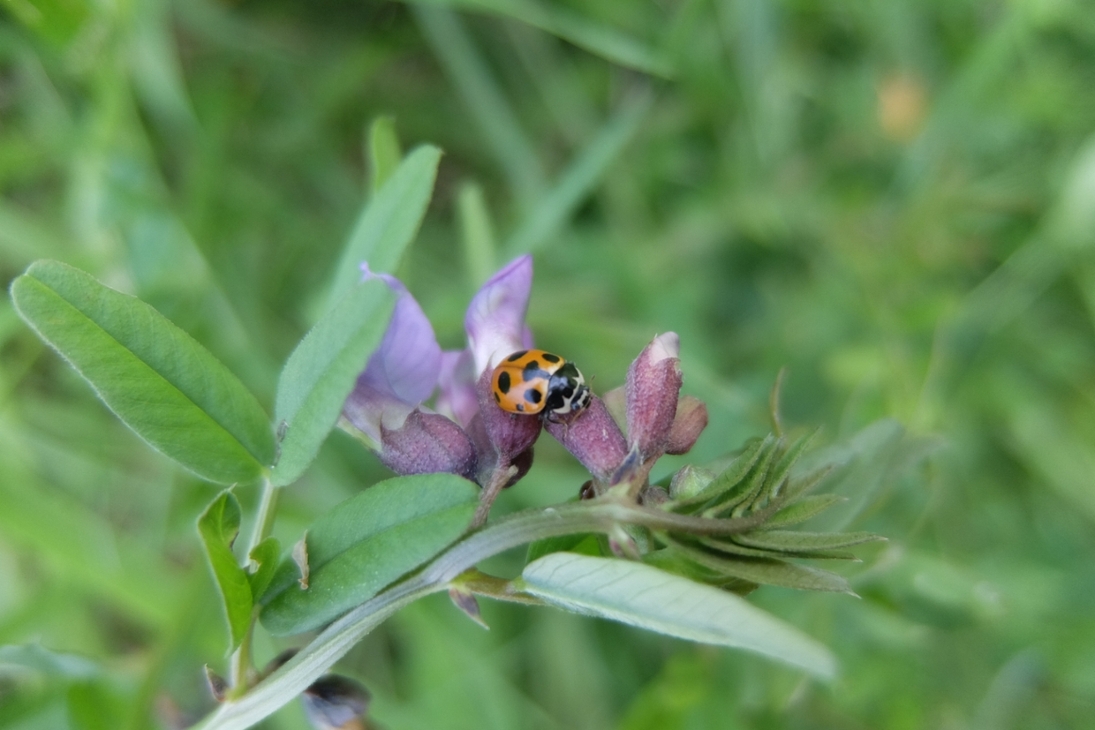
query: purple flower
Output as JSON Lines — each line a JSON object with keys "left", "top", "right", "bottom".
{"left": 341, "top": 256, "right": 708, "bottom": 515}
{"left": 341, "top": 256, "right": 540, "bottom": 495}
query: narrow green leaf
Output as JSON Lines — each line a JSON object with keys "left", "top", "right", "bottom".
{"left": 414, "top": 5, "right": 546, "bottom": 206}
{"left": 697, "top": 536, "right": 857, "bottom": 562}
{"left": 735, "top": 530, "right": 885, "bottom": 553}
{"left": 669, "top": 436, "right": 769, "bottom": 511}
{"left": 10, "top": 260, "right": 273, "bottom": 484}
{"left": 260, "top": 474, "right": 479, "bottom": 636}
{"left": 457, "top": 181, "right": 497, "bottom": 287}
{"left": 763, "top": 429, "right": 818, "bottom": 502}
{"left": 271, "top": 279, "right": 396, "bottom": 487}
{"left": 665, "top": 539, "right": 854, "bottom": 593}
{"left": 520, "top": 553, "right": 836, "bottom": 679}
{"left": 504, "top": 93, "right": 652, "bottom": 256}
{"left": 248, "top": 537, "right": 281, "bottom": 602}
{"left": 368, "top": 116, "right": 402, "bottom": 195}
{"left": 0, "top": 643, "right": 99, "bottom": 679}
{"left": 410, "top": 0, "right": 673, "bottom": 77}
{"left": 198, "top": 491, "right": 253, "bottom": 652}
{"left": 764, "top": 494, "right": 847, "bottom": 529}
{"left": 329, "top": 145, "right": 442, "bottom": 306}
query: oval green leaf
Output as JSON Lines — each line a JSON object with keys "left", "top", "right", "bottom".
{"left": 10, "top": 260, "right": 274, "bottom": 484}
{"left": 520, "top": 552, "right": 837, "bottom": 680}
{"left": 328, "top": 145, "right": 442, "bottom": 306}
{"left": 260, "top": 473, "right": 479, "bottom": 636}
{"left": 271, "top": 279, "right": 395, "bottom": 486}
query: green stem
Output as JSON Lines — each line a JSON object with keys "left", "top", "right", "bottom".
{"left": 245, "top": 475, "right": 278, "bottom": 568}
{"left": 228, "top": 475, "right": 278, "bottom": 692}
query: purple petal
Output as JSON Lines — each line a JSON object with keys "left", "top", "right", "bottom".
{"left": 435, "top": 349, "right": 479, "bottom": 428}
{"left": 464, "top": 255, "right": 534, "bottom": 374}
{"left": 343, "top": 383, "right": 416, "bottom": 445}
{"left": 358, "top": 264, "right": 441, "bottom": 405}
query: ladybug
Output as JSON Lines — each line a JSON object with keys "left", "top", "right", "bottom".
{"left": 491, "top": 349, "right": 591, "bottom": 420}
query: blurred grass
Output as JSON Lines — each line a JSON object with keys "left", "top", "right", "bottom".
{"left": 3, "top": 0, "right": 1095, "bottom": 728}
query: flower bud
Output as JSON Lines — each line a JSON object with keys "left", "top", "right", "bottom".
{"left": 544, "top": 395, "right": 628, "bottom": 483}
{"left": 377, "top": 409, "right": 478, "bottom": 480}
{"left": 669, "top": 464, "right": 716, "bottom": 499}
{"left": 626, "top": 333, "right": 683, "bottom": 459}
{"left": 474, "top": 369, "right": 541, "bottom": 466}
{"left": 665, "top": 396, "right": 708, "bottom": 455}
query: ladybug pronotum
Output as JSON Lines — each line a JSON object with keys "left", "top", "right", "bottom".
{"left": 490, "top": 349, "right": 591, "bottom": 420}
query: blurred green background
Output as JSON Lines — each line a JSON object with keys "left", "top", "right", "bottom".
{"left": 3, "top": 0, "right": 1095, "bottom": 728}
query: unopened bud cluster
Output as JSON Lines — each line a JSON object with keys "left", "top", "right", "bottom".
{"left": 340, "top": 255, "right": 707, "bottom": 518}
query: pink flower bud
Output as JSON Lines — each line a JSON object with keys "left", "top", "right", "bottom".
{"left": 377, "top": 409, "right": 478, "bottom": 480}
{"left": 626, "top": 333, "right": 683, "bottom": 459}
{"left": 544, "top": 395, "right": 628, "bottom": 482}
{"left": 665, "top": 395, "right": 708, "bottom": 455}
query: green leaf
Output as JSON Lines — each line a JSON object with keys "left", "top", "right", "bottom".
{"left": 763, "top": 494, "right": 847, "bottom": 529}
{"left": 368, "top": 116, "right": 402, "bottom": 195}
{"left": 260, "top": 473, "right": 479, "bottom": 636}
{"left": 0, "top": 643, "right": 99, "bottom": 679}
{"left": 411, "top": 0, "right": 673, "bottom": 78}
{"left": 329, "top": 145, "right": 442, "bottom": 305}
{"left": 504, "top": 93, "right": 652, "bottom": 256}
{"left": 734, "top": 530, "right": 885, "bottom": 553}
{"left": 10, "top": 260, "right": 273, "bottom": 484}
{"left": 697, "top": 536, "right": 857, "bottom": 562}
{"left": 520, "top": 553, "right": 836, "bottom": 679}
{"left": 763, "top": 429, "right": 818, "bottom": 502}
{"left": 457, "top": 182, "right": 497, "bottom": 287}
{"left": 271, "top": 279, "right": 396, "bottom": 487}
{"left": 247, "top": 537, "right": 281, "bottom": 601}
{"left": 669, "top": 436, "right": 770, "bottom": 511}
{"left": 198, "top": 491, "right": 253, "bottom": 652}
{"left": 665, "top": 539, "right": 854, "bottom": 594}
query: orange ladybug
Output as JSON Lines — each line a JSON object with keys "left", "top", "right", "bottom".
{"left": 490, "top": 349, "right": 591, "bottom": 420}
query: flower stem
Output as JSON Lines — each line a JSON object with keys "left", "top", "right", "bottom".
{"left": 245, "top": 475, "right": 279, "bottom": 569}
{"left": 472, "top": 464, "right": 516, "bottom": 527}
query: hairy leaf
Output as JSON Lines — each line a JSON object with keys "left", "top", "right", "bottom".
{"left": 735, "top": 530, "right": 885, "bottom": 553}
{"left": 520, "top": 553, "right": 837, "bottom": 679}
{"left": 329, "top": 145, "right": 441, "bottom": 304}
{"left": 272, "top": 278, "right": 395, "bottom": 486}
{"left": 260, "top": 473, "right": 479, "bottom": 635}
{"left": 11, "top": 260, "right": 273, "bottom": 484}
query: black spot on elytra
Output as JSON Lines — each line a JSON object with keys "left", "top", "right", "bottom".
{"left": 497, "top": 371, "right": 511, "bottom": 393}
{"left": 524, "top": 388, "right": 542, "bottom": 404}
{"left": 506, "top": 350, "right": 528, "bottom": 362}
{"left": 523, "top": 361, "right": 550, "bottom": 382}
{"left": 516, "top": 403, "right": 525, "bottom": 412}
{"left": 541, "top": 352, "right": 561, "bottom": 363}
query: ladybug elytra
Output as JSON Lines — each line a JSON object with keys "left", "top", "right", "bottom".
{"left": 490, "top": 349, "right": 591, "bottom": 420}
